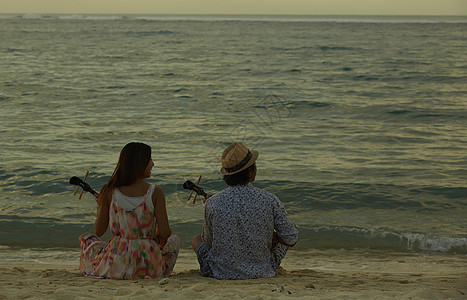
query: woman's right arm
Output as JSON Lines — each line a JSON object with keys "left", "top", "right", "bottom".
{"left": 153, "top": 186, "right": 171, "bottom": 240}
{"left": 94, "top": 194, "right": 110, "bottom": 237}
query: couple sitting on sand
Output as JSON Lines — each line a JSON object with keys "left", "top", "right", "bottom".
{"left": 79, "top": 142, "right": 298, "bottom": 280}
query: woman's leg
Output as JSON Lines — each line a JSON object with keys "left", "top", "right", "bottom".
{"left": 79, "top": 233, "right": 106, "bottom": 274}
{"left": 161, "top": 234, "right": 181, "bottom": 276}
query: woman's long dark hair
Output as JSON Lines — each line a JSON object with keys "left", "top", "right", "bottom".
{"left": 98, "top": 142, "right": 151, "bottom": 206}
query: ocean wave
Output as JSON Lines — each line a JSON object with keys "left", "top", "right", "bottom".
{"left": 405, "top": 233, "right": 467, "bottom": 253}
{"left": 20, "top": 14, "right": 47, "bottom": 19}
{"left": 270, "top": 45, "right": 358, "bottom": 52}
{"left": 124, "top": 30, "right": 176, "bottom": 36}
{"left": 10, "top": 14, "right": 125, "bottom": 21}
{"left": 131, "top": 15, "right": 467, "bottom": 24}
{"left": 4, "top": 14, "right": 465, "bottom": 24}
{"left": 298, "top": 225, "right": 467, "bottom": 253}
{"left": 0, "top": 218, "right": 200, "bottom": 250}
{"left": 1, "top": 216, "right": 465, "bottom": 254}
{"left": 58, "top": 15, "right": 125, "bottom": 21}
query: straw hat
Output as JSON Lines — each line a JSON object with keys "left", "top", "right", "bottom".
{"left": 220, "top": 142, "right": 259, "bottom": 175}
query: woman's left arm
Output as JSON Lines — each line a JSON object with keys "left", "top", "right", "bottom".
{"left": 153, "top": 186, "right": 172, "bottom": 241}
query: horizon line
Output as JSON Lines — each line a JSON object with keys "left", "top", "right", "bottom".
{"left": 1, "top": 13, "right": 467, "bottom": 17}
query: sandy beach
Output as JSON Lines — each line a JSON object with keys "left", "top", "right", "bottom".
{"left": 1, "top": 248, "right": 466, "bottom": 299}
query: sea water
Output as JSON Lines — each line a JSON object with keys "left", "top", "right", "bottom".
{"left": 0, "top": 14, "right": 466, "bottom": 254}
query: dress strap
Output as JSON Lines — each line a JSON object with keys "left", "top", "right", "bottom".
{"left": 144, "top": 185, "right": 156, "bottom": 212}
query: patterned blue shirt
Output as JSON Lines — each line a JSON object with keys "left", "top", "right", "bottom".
{"left": 197, "top": 183, "right": 298, "bottom": 279}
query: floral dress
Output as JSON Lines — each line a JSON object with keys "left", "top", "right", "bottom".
{"left": 79, "top": 185, "right": 180, "bottom": 279}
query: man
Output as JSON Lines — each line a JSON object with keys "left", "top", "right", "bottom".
{"left": 192, "top": 142, "right": 298, "bottom": 279}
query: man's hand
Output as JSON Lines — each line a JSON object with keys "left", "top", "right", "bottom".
{"left": 272, "top": 230, "right": 296, "bottom": 249}
{"left": 203, "top": 194, "right": 214, "bottom": 204}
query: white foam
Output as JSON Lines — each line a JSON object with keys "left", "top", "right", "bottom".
{"left": 21, "top": 14, "right": 44, "bottom": 19}
{"left": 58, "top": 14, "right": 124, "bottom": 21}
{"left": 405, "top": 233, "right": 467, "bottom": 252}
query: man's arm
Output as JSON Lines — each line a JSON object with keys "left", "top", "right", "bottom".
{"left": 273, "top": 196, "right": 298, "bottom": 247}
{"left": 202, "top": 201, "right": 213, "bottom": 247}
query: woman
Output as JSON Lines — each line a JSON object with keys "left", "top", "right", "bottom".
{"left": 79, "top": 142, "right": 179, "bottom": 279}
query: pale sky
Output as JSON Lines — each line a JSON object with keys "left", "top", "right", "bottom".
{"left": 0, "top": 0, "right": 466, "bottom": 15}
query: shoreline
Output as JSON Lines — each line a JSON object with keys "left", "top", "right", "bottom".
{"left": 1, "top": 249, "right": 466, "bottom": 299}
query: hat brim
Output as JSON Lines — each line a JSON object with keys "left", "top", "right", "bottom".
{"left": 220, "top": 150, "right": 259, "bottom": 175}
